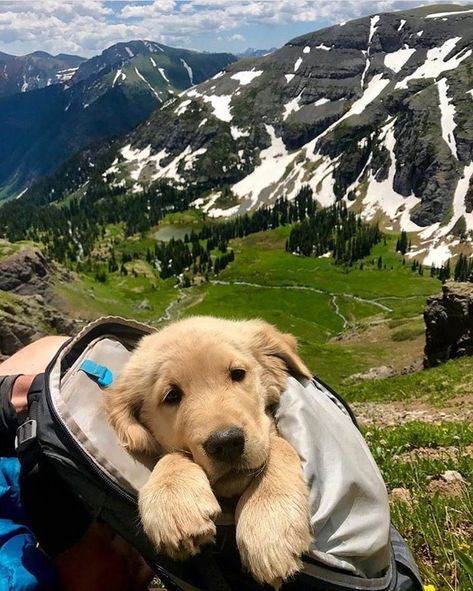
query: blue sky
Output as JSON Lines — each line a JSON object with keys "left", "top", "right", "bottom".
{"left": 0, "top": 1, "right": 472, "bottom": 57}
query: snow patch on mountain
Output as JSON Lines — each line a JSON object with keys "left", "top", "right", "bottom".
{"left": 205, "top": 94, "right": 233, "bottom": 122}
{"left": 134, "top": 67, "right": 161, "bottom": 101}
{"left": 112, "top": 68, "right": 125, "bottom": 87}
{"left": 230, "top": 126, "right": 250, "bottom": 139}
{"left": 175, "top": 99, "right": 191, "bottom": 116}
{"left": 230, "top": 69, "right": 263, "bottom": 85}
{"left": 396, "top": 37, "right": 471, "bottom": 89}
{"left": 180, "top": 58, "right": 194, "bottom": 85}
{"left": 384, "top": 47, "right": 416, "bottom": 73}
{"left": 361, "top": 15, "right": 380, "bottom": 88}
{"left": 120, "top": 144, "right": 152, "bottom": 181}
{"left": 55, "top": 67, "right": 78, "bottom": 83}
{"left": 283, "top": 90, "right": 304, "bottom": 120}
{"left": 285, "top": 74, "right": 295, "bottom": 83}
{"left": 410, "top": 163, "right": 473, "bottom": 265}
{"left": 361, "top": 120, "right": 421, "bottom": 231}
{"left": 183, "top": 148, "right": 207, "bottom": 171}
{"left": 294, "top": 57, "right": 303, "bottom": 72}
{"left": 186, "top": 88, "right": 233, "bottom": 122}
{"left": 437, "top": 77, "right": 458, "bottom": 159}
{"left": 426, "top": 8, "right": 473, "bottom": 19}
{"left": 158, "top": 68, "right": 170, "bottom": 83}
{"left": 449, "top": 162, "right": 473, "bottom": 231}
{"left": 232, "top": 125, "right": 293, "bottom": 207}
{"left": 339, "top": 74, "right": 389, "bottom": 119}
{"left": 422, "top": 242, "right": 453, "bottom": 266}
{"left": 208, "top": 206, "right": 240, "bottom": 218}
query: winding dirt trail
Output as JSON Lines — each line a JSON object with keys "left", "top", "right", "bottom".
{"left": 210, "top": 279, "right": 392, "bottom": 328}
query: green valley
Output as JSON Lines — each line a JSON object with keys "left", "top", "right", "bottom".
{"left": 42, "top": 217, "right": 472, "bottom": 590}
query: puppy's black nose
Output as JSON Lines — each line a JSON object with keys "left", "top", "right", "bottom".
{"left": 203, "top": 427, "right": 245, "bottom": 462}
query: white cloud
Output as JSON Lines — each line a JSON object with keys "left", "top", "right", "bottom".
{"left": 121, "top": 1, "right": 177, "bottom": 19}
{"left": 0, "top": 0, "right": 471, "bottom": 57}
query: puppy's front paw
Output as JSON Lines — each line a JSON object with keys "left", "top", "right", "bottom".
{"left": 139, "top": 460, "right": 221, "bottom": 560}
{"left": 236, "top": 490, "right": 311, "bottom": 589}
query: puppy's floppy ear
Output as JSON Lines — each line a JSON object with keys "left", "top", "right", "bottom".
{"left": 243, "top": 320, "right": 311, "bottom": 403}
{"left": 103, "top": 382, "right": 159, "bottom": 455}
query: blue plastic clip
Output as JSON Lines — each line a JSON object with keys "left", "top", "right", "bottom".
{"left": 79, "top": 359, "right": 113, "bottom": 388}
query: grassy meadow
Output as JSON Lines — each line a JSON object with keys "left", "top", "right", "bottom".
{"left": 46, "top": 221, "right": 473, "bottom": 590}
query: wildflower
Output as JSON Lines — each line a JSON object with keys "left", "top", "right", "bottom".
{"left": 423, "top": 585, "right": 436, "bottom": 591}
{"left": 458, "top": 542, "right": 470, "bottom": 551}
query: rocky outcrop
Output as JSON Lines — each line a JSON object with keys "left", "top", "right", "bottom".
{"left": 0, "top": 293, "right": 76, "bottom": 359}
{"left": 0, "top": 249, "right": 49, "bottom": 296}
{"left": 424, "top": 283, "right": 473, "bottom": 367}
{"left": 0, "top": 248, "right": 77, "bottom": 359}
{"left": 0, "top": 248, "right": 71, "bottom": 302}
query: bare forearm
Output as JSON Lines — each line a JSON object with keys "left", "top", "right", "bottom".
{"left": 10, "top": 374, "right": 35, "bottom": 414}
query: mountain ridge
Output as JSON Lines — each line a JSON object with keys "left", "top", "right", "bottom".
{"left": 0, "top": 40, "right": 236, "bottom": 198}
{"left": 47, "top": 3, "right": 470, "bottom": 266}
{"left": 0, "top": 50, "right": 85, "bottom": 96}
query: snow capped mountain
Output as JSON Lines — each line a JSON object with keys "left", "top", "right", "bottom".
{"left": 83, "top": 4, "right": 473, "bottom": 265}
{"left": 0, "top": 51, "right": 84, "bottom": 97}
{"left": 0, "top": 41, "right": 236, "bottom": 198}
{"left": 69, "top": 40, "right": 235, "bottom": 107}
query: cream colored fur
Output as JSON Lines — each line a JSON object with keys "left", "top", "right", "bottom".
{"left": 104, "top": 316, "right": 312, "bottom": 588}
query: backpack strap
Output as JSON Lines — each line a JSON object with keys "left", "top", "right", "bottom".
{"left": 15, "top": 373, "right": 44, "bottom": 473}
{"left": 17, "top": 373, "right": 93, "bottom": 559}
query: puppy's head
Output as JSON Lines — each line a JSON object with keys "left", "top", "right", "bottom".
{"left": 104, "top": 317, "right": 310, "bottom": 497}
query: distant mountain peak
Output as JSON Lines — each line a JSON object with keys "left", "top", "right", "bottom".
{"left": 28, "top": 50, "right": 53, "bottom": 58}
{"left": 238, "top": 47, "right": 277, "bottom": 58}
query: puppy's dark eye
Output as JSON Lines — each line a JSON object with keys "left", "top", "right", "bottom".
{"left": 163, "top": 387, "right": 182, "bottom": 405}
{"left": 230, "top": 368, "right": 246, "bottom": 382}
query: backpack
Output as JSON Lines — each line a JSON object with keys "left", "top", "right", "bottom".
{"left": 16, "top": 316, "right": 423, "bottom": 591}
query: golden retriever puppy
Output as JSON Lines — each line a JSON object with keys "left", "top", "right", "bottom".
{"left": 104, "top": 316, "right": 312, "bottom": 588}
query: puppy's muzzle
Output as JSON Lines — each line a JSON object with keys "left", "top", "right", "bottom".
{"left": 203, "top": 426, "right": 245, "bottom": 462}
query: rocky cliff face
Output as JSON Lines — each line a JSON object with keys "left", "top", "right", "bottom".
{"left": 0, "top": 249, "right": 50, "bottom": 298}
{"left": 46, "top": 4, "right": 472, "bottom": 266}
{"left": 0, "top": 249, "right": 76, "bottom": 359}
{"left": 0, "top": 293, "right": 75, "bottom": 359}
{"left": 424, "top": 282, "right": 473, "bottom": 367}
